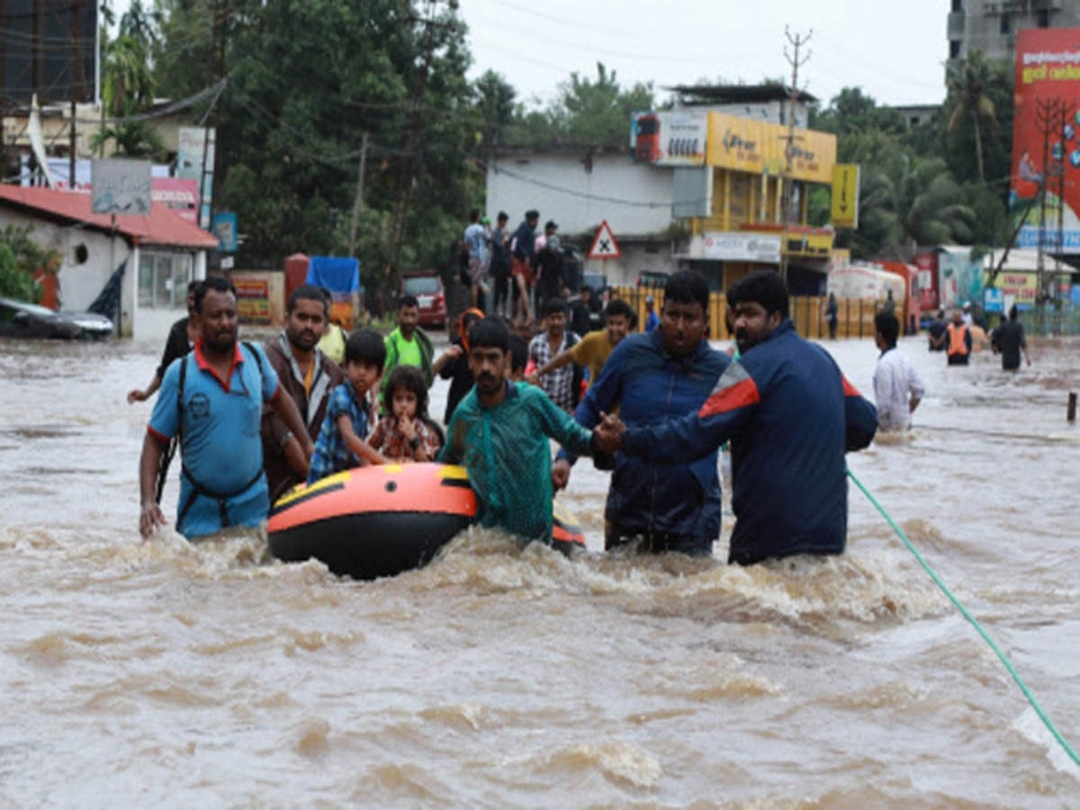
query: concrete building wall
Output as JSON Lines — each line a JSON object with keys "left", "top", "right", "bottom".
{"left": 948, "top": 1, "right": 1080, "bottom": 64}
{"left": 0, "top": 209, "right": 130, "bottom": 311}
{"left": 0, "top": 209, "right": 207, "bottom": 341}
{"left": 582, "top": 243, "right": 678, "bottom": 289}
{"left": 485, "top": 153, "right": 674, "bottom": 241}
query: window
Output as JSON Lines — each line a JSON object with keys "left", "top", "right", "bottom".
{"left": 1000, "top": 14, "right": 1011, "bottom": 35}
{"left": 951, "top": 0, "right": 962, "bottom": 12}
{"left": 138, "top": 251, "right": 193, "bottom": 308}
{"left": 950, "top": 40, "right": 961, "bottom": 59}
{"left": 1037, "top": 10, "right": 1050, "bottom": 28}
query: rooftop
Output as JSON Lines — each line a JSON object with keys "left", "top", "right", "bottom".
{"left": 0, "top": 185, "right": 219, "bottom": 250}
{"left": 666, "top": 83, "right": 818, "bottom": 105}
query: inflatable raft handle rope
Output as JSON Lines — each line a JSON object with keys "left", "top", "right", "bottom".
{"left": 848, "top": 468, "right": 1079, "bottom": 767}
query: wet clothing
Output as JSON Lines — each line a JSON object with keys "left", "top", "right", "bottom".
{"left": 369, "top": 416, "right": 442, "bottom": 462}
{"left": 569, "top": 301, "right": 593, "bottom": 336}
{"left": 383, "top": 326, "right": 435, "bottom": 392}
{"left": 157, "top": 317, "right": 194, "bottom": 380}
{"left": 530, "top": 330, "right": 579, "bottom": 411}
{"left": 148, "top": 340, "right": 280, "bottom": 540}
{"left": 873, "top": 346, "right": 924, "bottom": 431}
{"left": 439, "top": 381, "right": 595, "bottom": 544}
{"left": 946, "top": 323, "right": 972, "bottom": 365}
{"left": 569, "top": 330, "right": 618, "bottom": 391}
{"left": 438, "top": 335, "right": 475, "bottom": 424}
{"left": 307, "top": 383, "right": 372, "bottom": 484}
{"left": 261, "top": 333, "right": 343, "bottom": 503}
{"left": 927, "top": 318, "right": 947, "bottom": 351}
{"left": 557, "top": 329, "right": 730, "bottom": 555}
{"left": 621, "top": 319, "right": 878, "bottom": 566}
{"left": 992, "top": 320, "right": 1027, "bottom": 370}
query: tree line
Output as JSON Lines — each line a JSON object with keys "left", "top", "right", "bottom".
{"left": 96, "top": 1, "right": 1014, "bottom": 295}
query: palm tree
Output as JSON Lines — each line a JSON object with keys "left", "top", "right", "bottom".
{"left": 840, "top": 131, "right": 976, "bottom": 259}
{"left": 946, "top": 50, "right": 998, "bottom": 184}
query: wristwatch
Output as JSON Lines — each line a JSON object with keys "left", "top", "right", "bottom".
{"left": 410, "top": 435, "right": 422, "bottom": 451}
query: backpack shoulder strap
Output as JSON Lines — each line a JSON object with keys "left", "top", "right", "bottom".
{"left": 176, "top": 352, "right": 189, "bottom": 444}
{"left": 242, "top": 340, "right": 264, "bottom": 374}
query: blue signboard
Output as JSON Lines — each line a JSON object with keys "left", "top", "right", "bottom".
{"left": 212, "top": 212, "right": 238, "bottom": 253}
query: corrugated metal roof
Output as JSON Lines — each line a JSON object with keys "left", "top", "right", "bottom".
{"left": 0, "top": 185, "right": 219, "bottom": 249}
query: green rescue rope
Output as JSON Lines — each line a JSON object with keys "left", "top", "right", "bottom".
{"left": 848, "top": 468, "right": 1080, "bottom": 767}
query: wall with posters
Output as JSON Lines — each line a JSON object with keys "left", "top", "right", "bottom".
{"left": 1011, "top": 28, "right": 1080, "bottom": 250}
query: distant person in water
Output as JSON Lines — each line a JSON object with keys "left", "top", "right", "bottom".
{"left": 990, "top": 305, "right": 1031, "bottom": 370}
{"left": 873, "top": 311, "right": 924, "bottom": 432}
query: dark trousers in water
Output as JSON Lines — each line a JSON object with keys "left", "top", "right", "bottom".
{"left": 605, "top": 525, "right": 714, "bottom": 557}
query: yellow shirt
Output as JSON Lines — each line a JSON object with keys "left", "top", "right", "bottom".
{"left": 570, "top": 330, "right": 616, "bottom": 389}
{"left": 317, "top": 324, "right": 347, "bottom": 365}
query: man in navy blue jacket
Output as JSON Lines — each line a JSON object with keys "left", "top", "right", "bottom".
{"left": 598, "top": 270, "right": 878, "bottom": 565}
{"left": 553, "top": 270, "right": 730, "bottom": 556}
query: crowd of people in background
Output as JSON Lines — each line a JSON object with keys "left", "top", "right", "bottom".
{"left": 132, "top": 206, "right": 1038, "bottom": 567}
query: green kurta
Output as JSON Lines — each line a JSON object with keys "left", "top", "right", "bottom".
{"left": 438, "top": 381, "right": 593, "bottom": 544}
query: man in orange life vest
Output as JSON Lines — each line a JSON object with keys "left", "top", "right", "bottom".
{"left": 946, "top": 309, "right": 972, "bottom": 366}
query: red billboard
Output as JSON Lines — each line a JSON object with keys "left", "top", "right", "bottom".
{"left": 1011, "top": 28, "right": 1080, "bottom": 251}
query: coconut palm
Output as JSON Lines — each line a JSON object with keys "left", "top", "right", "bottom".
{"left": 946, "top": 50, "right": 998, "bottom": 184}
{"left": 840, "top": 130, "right": 976, "bottom": 259}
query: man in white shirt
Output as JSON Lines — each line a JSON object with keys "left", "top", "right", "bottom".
{"left": 873, "top": 311, "right": 924, "bottom": 432}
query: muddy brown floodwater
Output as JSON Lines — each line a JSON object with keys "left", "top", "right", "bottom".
{"left": 1, "top": 332, "right": 1077, "bottom": 807}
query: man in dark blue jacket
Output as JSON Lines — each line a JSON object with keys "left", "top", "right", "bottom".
{"left": 553, "top": 270, "right": 730, "bottom": 556}
{"left": 598, "top": 270, "right": 877, "bottom": 565}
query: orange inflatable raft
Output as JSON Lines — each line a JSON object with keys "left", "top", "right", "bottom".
{"left": 268, "top": 463, "right": 585, "bottom": 580}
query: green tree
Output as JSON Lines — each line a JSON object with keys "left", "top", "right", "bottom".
{"left": 500, "top": 62, "right": 654, "bottom": 149}
{"left": 473, "top": 70, "right": 517, "bottom": 150}
{"left": 945, "top": 50, "right": 1002, "bottom": 184}
{"left": 153, "top": 0, "right": 478, "bottom": 291}
{"left": 94, "top": 5, "right": 164, "bottom": 159}
{"left": 838, "top": 131, "right": 976, "bottom": 259}
{"left": 0, "top": 225, "right": 62, "bottom": 303}
{"left": 812, "top": 87, "right": 906, "bottom": 138}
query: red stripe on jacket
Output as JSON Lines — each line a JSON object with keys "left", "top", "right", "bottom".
{"left": 698, "top": 377, "right": 761, "bottom": 418}
{"left": 842, "top": 376, "right": 862, "bottom": 398}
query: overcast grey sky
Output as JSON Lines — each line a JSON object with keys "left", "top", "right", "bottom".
{"left": 459, "top": 0, "right": 949, "bottom": 108}
{"left": 114, "top": 0, "right": 949, "bottom": 109}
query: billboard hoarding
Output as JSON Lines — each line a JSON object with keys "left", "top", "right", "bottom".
{"left": 177, "top": 127, "right": 216, "bottom": 229}
{"left": 1011, "top": 28, "right": 1080, "bottom": 250}
{"left": 90, "top": 159, "right": 152, "bottom": 216}
{"left": 631, "top": 111, "right": 708, "bottom": 166}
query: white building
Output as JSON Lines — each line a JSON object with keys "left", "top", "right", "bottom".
{"left": 484, "top": 148, "right": 678, "bottom": 287}
{"left": 0, "top": 185, "right": 218, "bottom": 341}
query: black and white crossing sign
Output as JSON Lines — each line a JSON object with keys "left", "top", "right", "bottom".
{"left": 587, "top": 220, "right": 622, "bottom": 260}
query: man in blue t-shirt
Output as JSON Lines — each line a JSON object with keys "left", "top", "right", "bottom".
{"left": 138, "top": 278, "right": 313, "bottom": 540}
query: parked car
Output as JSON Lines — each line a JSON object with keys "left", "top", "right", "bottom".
{"left": 400, "top": 272, "right": 446, "bottom": 330}
{"left": 0, "top": 297, "right": 113, "bottom": 340}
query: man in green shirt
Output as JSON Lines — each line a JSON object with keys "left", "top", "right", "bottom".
{"left": 439, "top": 319, "right": 601, "bottom": 545}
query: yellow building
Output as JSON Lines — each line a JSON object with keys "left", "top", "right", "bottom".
{"left": 651, "top": 90, "right": 838, "bottom": 295}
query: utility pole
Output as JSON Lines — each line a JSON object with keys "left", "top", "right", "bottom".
{"left": 780, "top": 27, "right": 811, "bottom": 282}
{"left": 348, "top": 132, "right": 369, "bottom": 258}
{"left": 1034, "top": 97, "right": 1066, "bottom": 336}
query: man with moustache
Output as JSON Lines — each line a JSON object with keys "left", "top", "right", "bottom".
{"left": 138, "top": 277, "right": 313, "bottom": 541}
{"left": 552, "top": 270, "right": 730, "bottom": 556}
{"left": 597, "top": 270, "right": 878, "bottom": 565}
{"left": 438, "top": 319, "right": 602, "bottom": 546}
{"left": 260, "top": 285, "right": 344, "bottom": 503}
